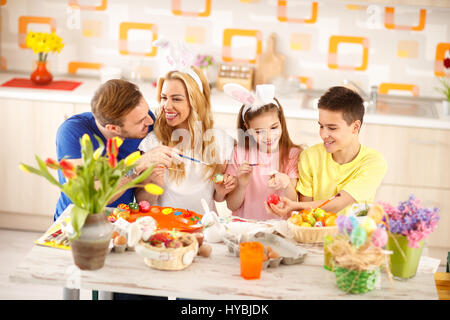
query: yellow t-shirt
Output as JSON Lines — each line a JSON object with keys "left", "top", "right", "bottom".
{"left": 296, "top": 143, "right": 387, "bottom": 215}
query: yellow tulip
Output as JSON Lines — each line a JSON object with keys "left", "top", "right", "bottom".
{"left": 112, "top": 136, "right": 123, "bottom": 148}
{"left": 144, "top": 183, "right": 164, "bottom": 195}
{"left": 81, "top": 134, "right": 90, "bottom": 148}
{"left": 124, "top": 151, "right": 141, "bottom": 166}
{"left": 19, "top": 164, "right": 31, "bottom": 173}
{"left": 93, "top": 148, "right": 103, "bottom": 160}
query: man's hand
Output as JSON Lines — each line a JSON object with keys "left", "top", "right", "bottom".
{"left": 136, "top": 145, "right": 180, "bottom": 173}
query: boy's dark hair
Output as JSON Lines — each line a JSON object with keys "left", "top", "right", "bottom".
{"left": 318, "top": 86, "right": 365, "bottom": 125}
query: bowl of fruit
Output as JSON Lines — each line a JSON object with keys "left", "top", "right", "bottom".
{"left": 287, "top": 208, "right": 338, "bottom": 243}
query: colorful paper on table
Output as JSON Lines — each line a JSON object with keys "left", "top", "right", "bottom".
{"left": 1, "top": 78, "right": 82, "bottom": 91}
{"left": 35, "top": 216, "right": 71, "bottom": 251}
{"left": 111, "top": 206, "right": 203, "bottom": 233}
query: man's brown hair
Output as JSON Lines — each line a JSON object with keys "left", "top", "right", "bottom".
{"left": 91, "top": 79, "right": 143, "bottom": 126}
{"left": 318, "top": 86, "right": 365, "bottom": 125}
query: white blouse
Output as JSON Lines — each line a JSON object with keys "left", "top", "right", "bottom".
{"left": 138, "top": 130, "right": 234, "bottom": 215}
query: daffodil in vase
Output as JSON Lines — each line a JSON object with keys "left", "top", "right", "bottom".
{"left": 25, "top": 30, "right": 64, "bottom": 85}
{"left": 20, "top": 134, "right": 163, "bottom": 270}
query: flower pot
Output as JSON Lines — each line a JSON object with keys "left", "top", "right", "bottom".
{"left": 70, "top": 212, "right": 113, "bottom": 270}
{"left": 386, "top": 233, "right": 424, "bottom": 280}
{"left": 334, "top": 266, "right": 380, "bottom": 294}
{"left": 443, "top": 101, "right": 450, "bottom": 116}
{"left": 30, "top": 61, "right": 53, "bottom": 85}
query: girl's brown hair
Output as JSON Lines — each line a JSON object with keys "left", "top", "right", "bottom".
{"left": 237, "top": 98, "right": 302, "bottom": 173}
{"left": 154, "top": 66, "right": 221, "bottom": 183}
{"left": 91, "top": 79, "right": 143, "bottom": 126}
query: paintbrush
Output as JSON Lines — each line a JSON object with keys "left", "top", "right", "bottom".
{"left": 178, "top": 153, "right": 211, "bottom": 166}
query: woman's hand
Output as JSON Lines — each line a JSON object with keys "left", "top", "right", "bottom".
{"left": 267, "top": 171, "right": 290, "bottom": 190}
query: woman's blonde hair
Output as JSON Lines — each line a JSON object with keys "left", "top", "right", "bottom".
{"left": 154, "top": 66, "right": 221, "bottom": 182}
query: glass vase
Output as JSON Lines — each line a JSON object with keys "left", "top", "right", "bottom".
{"left": 30, "top": 61, "right": 53, "bottom": 85}
{"left": 386, "top": 233, "right": 424, "bottom": 280}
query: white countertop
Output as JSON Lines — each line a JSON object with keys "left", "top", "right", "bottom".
{"left": 1, "top": 71, "right": 449, "bottom": 130}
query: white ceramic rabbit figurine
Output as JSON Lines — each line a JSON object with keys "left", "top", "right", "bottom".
{"left": 200, "top": 198, "right": 227, "bottom": 243}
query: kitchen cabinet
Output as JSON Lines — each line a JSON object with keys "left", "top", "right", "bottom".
{"left": 0, "top": 98, "right": 76, "bottom": 231}
{"left": 339, "top": 0, "right": 450, "bottom": 7}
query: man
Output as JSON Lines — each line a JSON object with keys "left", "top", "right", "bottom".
{"left": 55, "top": 79, "right": 175, "bottom": 221}
{"left": 267, "top": 86, "right": 387, "bottom": 217}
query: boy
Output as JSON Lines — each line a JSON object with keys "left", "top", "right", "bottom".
{"left": 267, "top": 86, "right": 387, "bottom": 217}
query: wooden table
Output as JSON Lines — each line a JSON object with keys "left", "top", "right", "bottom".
{"left": 9, "top": 238, "right": 438, "bottom": 300}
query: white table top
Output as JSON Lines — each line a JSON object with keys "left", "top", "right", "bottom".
{"left": 9, "top": 237, "right": 438, "bottom": 300}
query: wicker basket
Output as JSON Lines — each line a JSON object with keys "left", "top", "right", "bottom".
{"left": 334, "top": 266, "right": 380, "bottom": 294}
{"left": 287, "top": 220, "right": 338, "bottom": 243}
{"left": 135, "top": 231, "right": 198, "bottom": 271}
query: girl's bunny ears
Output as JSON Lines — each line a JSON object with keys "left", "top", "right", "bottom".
{"left": 223, "top": 83, "right": 277, "bottom": 121}
{"left": 153, "top": 38, "right": 203, "bottom": 92}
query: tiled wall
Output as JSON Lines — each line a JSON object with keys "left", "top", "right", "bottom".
{"left": 1, "top": 0, "right": 449, "bottom": 98}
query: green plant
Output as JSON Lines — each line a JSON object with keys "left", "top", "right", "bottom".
{"left": 19, "top": 134, "right": 162, "bottom": 240}
{"left": 436, "top": 77, "right": 450, "bottom": 102}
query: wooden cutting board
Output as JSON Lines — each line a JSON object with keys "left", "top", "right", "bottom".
{"left": 254, "top": 33, "right": 285, "bottom": 87}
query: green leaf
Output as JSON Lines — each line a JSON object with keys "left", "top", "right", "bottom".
{"left": 69, "top": 205, "right": 90, "bottom": 241}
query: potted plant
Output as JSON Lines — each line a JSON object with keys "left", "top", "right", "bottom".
{"left": 19, "top": 134, "right": 163, "bottom": 270}
{"left": 25, "top": 30, "right": 64, "bottom": 85}
{"left": 380, "top": 194, "right": 440, "bottom": 280}
{"left": 436, "top": 77, "right": 450, "bottom": 116}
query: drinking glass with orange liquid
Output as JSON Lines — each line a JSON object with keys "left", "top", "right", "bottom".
{"left": 240, "top": 242, "right": 264, "bottom": 280}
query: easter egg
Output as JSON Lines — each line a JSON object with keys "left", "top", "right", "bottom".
{"left": 212, "top": 173, "right": 224, "bottom": 184}
{"left": 325, "top": 215, "right": 337, "bottom": 226}
{"left": 371, "top": 228, "right": 388, "bottom": 248}
{"left": 360, "top": 217, "right": 377, "bottom": 234}
{"left": 336, "top": 215, "right": 353, "bottom": 234}
{"left": 266, "top": 194, "right": 280, "bottom": 206}
{"left": 348, "top": 216, "right": 359, "bottom": 229}
{"left": 139, "top": 200, "right": 150, "bottom": 213}
{"left": 313, "top": 208, "right": 325, "bottom": 219}
{"left": 368, "top": 204, "right": 384, "bottom": 224}
{"left": 300, "top": 222, "right": 312, "bottom": 227}
{"left": 305, "top": 215, "right": 316, "bottom": 226}
{"left": 314, "top": 221, "right": 323, "bottom": 228}
{"left": 350, "top": 226, "right": 367, "bottom": 248}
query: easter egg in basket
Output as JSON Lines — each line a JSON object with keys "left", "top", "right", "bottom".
{"left": 288, "top": 209, "right": 338, "bottom": 243}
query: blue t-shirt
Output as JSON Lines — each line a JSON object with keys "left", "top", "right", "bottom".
{"left": 54, "top": 111, "right": 155, "bottom": 220}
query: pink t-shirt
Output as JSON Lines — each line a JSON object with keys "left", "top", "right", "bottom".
{"left": 225, "top": 146, "right": 301, "bottom": 221}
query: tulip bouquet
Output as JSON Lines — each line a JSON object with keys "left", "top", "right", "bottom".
{"left": 380, "top": 194, "right": 440, "bottom": 248}
{"left": 25, "top": 30, "right": 64, "bottom": 62}
{"left": 19, "top": 134, "right": 162, "bottom": 240}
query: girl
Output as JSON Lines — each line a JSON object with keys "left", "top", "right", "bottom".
{"left": 224, "top": 83, "right": 302, "bottom": 221}
{"left": 136, "top": 40, "right": 236, "bottom": 214}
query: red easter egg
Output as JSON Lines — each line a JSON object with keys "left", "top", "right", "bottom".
{"left": 267, "top": 194, "right": 280, "bottom": 206}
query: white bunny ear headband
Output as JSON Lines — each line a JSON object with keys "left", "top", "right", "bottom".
{"left": 153, "top": 38, "right": 203, "bottom": 93}
{"left": 223, "top": 83, "right": 277, "bottom": 121}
